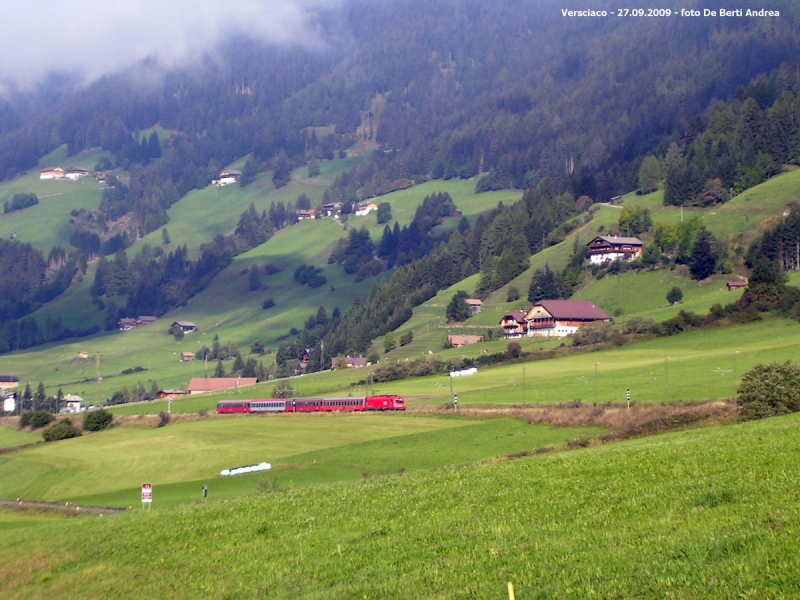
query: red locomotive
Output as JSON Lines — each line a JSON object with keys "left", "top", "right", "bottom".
{"left": 217, "top": 395, "right": 405, "bottom": 414}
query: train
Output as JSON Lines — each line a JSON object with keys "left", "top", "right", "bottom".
{"left": 216, "top": 395, "right": 405, "bottom": 414}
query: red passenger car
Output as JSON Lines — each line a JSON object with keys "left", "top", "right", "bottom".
{"left": 216, "top": 401, "right": 252, "bottom": 414}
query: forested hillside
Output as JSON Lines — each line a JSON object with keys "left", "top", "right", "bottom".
{"left": 1, "top": 0, "right": 799, "bottom": 360}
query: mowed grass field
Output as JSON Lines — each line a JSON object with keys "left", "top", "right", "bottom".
{"left": 0, "top": 414, "right": 600, "bottom": 508}
{"left": 2, "top": 412, "right": 800, "bottom": 598}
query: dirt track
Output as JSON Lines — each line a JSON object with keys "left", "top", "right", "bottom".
{"left": 0, "top": 499, "right": 125, "bottom": 515}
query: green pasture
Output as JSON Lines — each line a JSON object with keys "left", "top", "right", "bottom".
{"left": 0, "top": 413, "right": 461, "bottom": 502}
{"left": 0, "top": 414, "right": 599, "bottom": 508}
{"left": 572, "top": 270, "right": 744, "bottom": 321}
{"left": 68, "top": 417, "right": 601, "bottom": 509}
{"left": 0, "top": 145, "right": 112, "bottom": 252}
{"left": 128, "top": 156, "right": 363, "bottom": 258}
{"left": 3, "top": 411, "right": 800, "bottom": 598}
{"left": 0, "top": 426, "right": 38, "bottom": 451}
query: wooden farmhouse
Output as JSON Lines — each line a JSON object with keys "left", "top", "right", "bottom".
{"left": 180, "top": 351, "right": 195, "bottom": 362}
{"left": 524, "top": 300, "right": 610, "bottom": 338}
{"left": 39, "top": 167, "right": 65, "bottom": 180}
{"left": 216, "top": 169, "right": 242, "bottom": 186}
{"left": 500, "top": 311, "right": 528, "bottom": 338}
{"left": 172, "top": 321, "right": 197, "bottom": 333}
{"left": 586, "top": 236, "right": 643, "bottom": 266}
{"left": 466, "top": 299, "right": 483, "bottom": 314}
{"left": 727, "top": 281, "right": 747, "bottom": 291}
{"left": 0, "top": 375, "right": 19, "bottom": 390}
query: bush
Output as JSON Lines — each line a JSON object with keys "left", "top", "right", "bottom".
{"left": 83, "top": 408, "right": 113, "bottom": 432}
{"left": 42, "top": 419, "right": 82, "bottom": 442}
{"left": 157, "top": 412, "right": 171, "bottom": 428}
{"left": 506, "top": 286, "right": 520, "bottom": 302}
{"left": 30, "top": 410, "right": 55, "bottom": 429}
{"left": 273, "top": 384, "right": 294, "bottom": 398}
{"left": 262, "top": 297, "right": 275, "bottom": 310}
{"left": 506, "top": 342, "right": 522, "bottom": 358}
{"left": 572, "top": 322, "right": 618, "bottom": 346}
{"left": 737, "top": 362, "right": 800, "bottom": 421}
{"left": 623, "top": 316, "right": 659, "bottom": 335}
{"left": 18, "top": 411, "right": 33, "bottom": 429}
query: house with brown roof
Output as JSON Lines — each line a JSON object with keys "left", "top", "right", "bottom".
{"left": 500, "top": 311, "right": 528, "bottom": 339}
{"left": 727, "top": 281, "right": 747, "bottom": 291}
{"left": 158, "top": 389, "right": 185, "bottom": 399}
{"left": 118, "top": 317, "right": 137, "bottom": 331}
{"left": 0, "top": 376, "right": 19, "bottom": 389}
{"left": 180, "top": 352, "right": 195, "bottom": 362}
{"left": 39, "top": 167, "right": 65, "bottom": 180}
{"left": 137, "top": 316, "right": 157, "bottom": 326}
{"left": 447, "top": 335, "right": 484, "bottom": 348}
{"left": 346, "top": 355, "right": 367, "bottom": 368}
{"left": 187, "top": 377, "right": 257, "bottom": 394}
{"left": 466, "top": 299, "right": 483, "bottom": 314}
{"left": 587, "top": 236, "right": 643, "bottom": 266}
{"left": 524, "top": 300, "right": 610, "bottom": 338}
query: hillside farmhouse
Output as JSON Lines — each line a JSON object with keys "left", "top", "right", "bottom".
{"left": 187, "top": 377, "right": 257, "bottom": 394}
{"left": 180, "top": 352, "right": 195, "bottom": 362}
{"left": 346, "top": 355, "right": 368, "bottom": 368}
{"left": 215, "top": 169, "right": 242, "bottom": 186}
{"left": 355, "top": 202, "right": 379, "bottom": 216}
{"left": 39, "top": 167, "right": 65, "bottom": 179}
{"left": 466, "top": 299, "right": 483, "bottom": 314}
{"left": 500, "top": 311, "right": 528, "bottom": 338}
{"left": 65, "top": 167, "right": 89, "bottom": 181}
{"left": 524, "top": 300, "right": 610, "bottom": 337}
{"left": 587, "top": 236, "right": 643, "bottom": 266}
{"left": 172, "top": 321, "right": 197, "bottom": 333}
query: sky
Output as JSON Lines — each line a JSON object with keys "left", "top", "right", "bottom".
{"left": 0, "top": 0, "right": 344, "bottom": 87}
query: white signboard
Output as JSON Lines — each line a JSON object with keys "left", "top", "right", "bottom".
{"left": 141, "top": 483, "right": 153, "bottom": 504}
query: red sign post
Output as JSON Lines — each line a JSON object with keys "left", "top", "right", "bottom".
{"left": 141, "top": 483, "right": 152, "bottom": 509}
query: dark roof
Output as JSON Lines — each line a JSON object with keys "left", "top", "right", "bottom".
{"left": 0, "top": 376, "right": 19, "bottom": 383}
{"left": 590, "top": 235, "right": 643, "bottom": 246}
{"left": 172, "top": 321, "right": 196, "bottom": 327}
{"left": 501, "top": 311, "right": 527, "bottom": 323}
{"left": 536, "top": 300, "right": 610, "bottom": 321}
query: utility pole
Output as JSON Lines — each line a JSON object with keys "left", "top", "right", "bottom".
{"left": 449, "top": 375, "right": 454, "bottom": 408}
{"left": 95, "top": 352, "right": 101, "bottom": 406}
{"left": 522, "top": 366, "right": 526, "bottom": 408}
{"left": 733, "top": 350, "right": 739, "bottom": 398}
{"left": 665, "top": 357, "right": 669, "bottom": 402}
{"left": 594, "top": 362, "right": 598, "bottom": 405}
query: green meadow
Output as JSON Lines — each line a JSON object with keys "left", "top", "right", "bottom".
{"left": 0, "top": 414, "right": 599, "bottom": 509}
{"left": 2, "top": 411, "right": 800, "bottom": 598}
{"left": 0, "top": 145, "right": 113, "bottom": 252}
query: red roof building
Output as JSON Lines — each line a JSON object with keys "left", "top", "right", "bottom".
{"left": 187, "top": 377, "right": 257, "bottom": 394}
{"left": 524, "top": 300, "right": 610, "bottom": 338}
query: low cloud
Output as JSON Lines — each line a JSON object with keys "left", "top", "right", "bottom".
{"left": 0, "top": 0, "right": 343, "bottom": 87}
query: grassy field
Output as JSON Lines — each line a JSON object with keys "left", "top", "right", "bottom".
{"left": 0, "top": 414, "right": 600, "bottom": 508}
{"left": 2, "top": 411, "right": 800, "bottom": 598}
{"left": 0, "top": 425, "right": 38, "bottom": 451}
{"left": 0, "top": 145, "right": 113, "bottom": 252}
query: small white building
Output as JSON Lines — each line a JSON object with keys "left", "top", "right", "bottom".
{"left": 63, "top": 394, "right": 84, "bottom": 413}
{"left": 355, "top": 202, "right": 379, "bottom": 216}
{"left": 2, "top": 394, "right": 16, "bottom": 414}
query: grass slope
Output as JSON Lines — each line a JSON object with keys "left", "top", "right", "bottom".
{"left": 0, "top": 425, "right": 39, "bottom": 452}
{"left": 2, "top": 412, "right": 800, "bottom": 598}
{"left": 0, "top": 145, "right": 112, "bottom": 252}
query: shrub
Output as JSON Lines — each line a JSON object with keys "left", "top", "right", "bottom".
{"left": 737, "top": 362, "right": 800, "bottom": 421}
{"left": 506, "top": 286, "right": 520, "bottom": 302}
{"left": 250, "top": 340, "right": 266, "bottom": 354}
{"left": 42, "top": 419, "right": 82, "bottom": 442}
{"left": 262, "top": 297, "right": 275, "bottom": 310}
{"left": 506, "top": 342, "right": 522, "bottom": 358}
{"left": 83, "top": 409, "right": 113, "bottom": 432}
{"left": 273, "top": 384, "right": 294, "bottom": 398}
{"left": 30, "top": 410, "right": 55, "bottom": 429}
{"left": 18, "top": 411, "right": 33, "bottom": 429}
{"left": 572, "top": 322, "right": 618, "bottom": 346}
{"left": 659, "top": 316, "right": 685, "bottom": 336}
{"left": 399, "top": 331, "right": 414, "bottom": 346}
{"left": 623, "top": 316, "right": 659, "bottom": 335}
{"left": 157, "top": 412, "right": 171, "bottom": 428}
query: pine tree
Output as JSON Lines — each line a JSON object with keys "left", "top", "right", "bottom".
{"left": 34, "top": 381, "right": 46, "bottom": 411}
{"left": 638, "top": 155, "right": 662, "bottom": 193}
{"left": 689, "top": 230, "right": 717, "bottom": 280}
{"left": 214, "top": 360, "right": 226, "bottom": 378}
